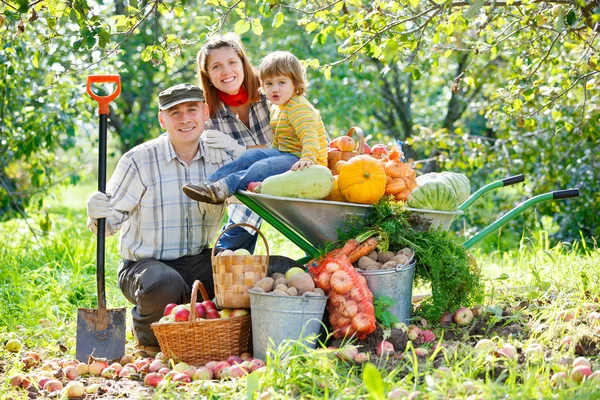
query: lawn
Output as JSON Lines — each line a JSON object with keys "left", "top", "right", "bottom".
{"left": 1, "top": 186, "right": 599, "bottom": 399}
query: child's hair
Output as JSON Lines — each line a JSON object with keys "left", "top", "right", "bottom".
{"left": 259, "top": 51, "right": 307, "bottom": 96}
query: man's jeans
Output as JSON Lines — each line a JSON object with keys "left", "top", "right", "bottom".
{"left": 117, "top": 248, "right": 213, "bottom": 346}
{"left": 208, "top": 148, "right": 299, "bottom": 196}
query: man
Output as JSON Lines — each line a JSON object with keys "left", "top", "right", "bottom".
{"left": 86, "top": 84, "right": 232, "bottom": 353}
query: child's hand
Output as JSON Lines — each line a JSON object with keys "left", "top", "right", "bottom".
{"left": 291, "top": 159, "right": 314, "bottom": 171}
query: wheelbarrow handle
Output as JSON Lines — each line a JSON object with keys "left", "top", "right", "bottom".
{"left": 458, "top": 174, "right": 525, "bottom": 212}
{"left": 86, "top": 75, "right": 121, "bottom": 115}
{"left": 463, "top": 188, "right": 580, "bottom": 249}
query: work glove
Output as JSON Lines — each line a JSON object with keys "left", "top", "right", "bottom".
{"left": 202, "top": 146, "right": 229, "bottom": 164}
{"left": 86, "top": 191, "right": 112, "bottom": 219}
{"left": 202, "top": 129, "right": 245, "bottom": 158}
{"left": 198, "top": 202, "right": 225, "bottom": 215}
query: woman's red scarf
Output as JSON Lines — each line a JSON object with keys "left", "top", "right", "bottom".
{"left": 217, "top": 86, "right": 249, "bottom": 107}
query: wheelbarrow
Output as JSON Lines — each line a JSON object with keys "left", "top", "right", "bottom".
{"left": 235, "top": 176, "right": 579, "bottom": 260}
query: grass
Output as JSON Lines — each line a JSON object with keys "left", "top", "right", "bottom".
{"left": 1, "top": 185, "right": 599, "bottom": 399}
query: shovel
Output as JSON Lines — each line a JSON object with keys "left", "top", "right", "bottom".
{"left": 76, "top": 75, "right": 126, "bottom": 362}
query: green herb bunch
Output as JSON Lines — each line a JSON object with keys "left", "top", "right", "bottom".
{"left": 339, "top": 198, "right": 484, "bottom": 322}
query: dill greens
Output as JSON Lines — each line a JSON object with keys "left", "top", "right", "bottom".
{"left": 338, "top": 198, "right": 484, "bottom": 322}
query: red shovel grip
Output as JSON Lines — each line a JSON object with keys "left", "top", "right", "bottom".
{"left": 86, "top": 75, "right": 121, "bottom": 115}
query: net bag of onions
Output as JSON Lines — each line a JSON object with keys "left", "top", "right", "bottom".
{"left": 309, "top": 255, "right": 376, "bottom": 340}
{"left": 382, "top": 144, "right": 417, "bottom": 202}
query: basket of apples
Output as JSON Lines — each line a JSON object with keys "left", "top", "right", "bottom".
{"left": 211, "top": 223, "right": 270, "bottom": 309}
{"left": 151, "top": 280, "right": 252, "bottom": 366}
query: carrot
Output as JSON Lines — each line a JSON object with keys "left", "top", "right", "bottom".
{"left": 347, "top": 237, "right": 379, "bottom": 264}
{"left": 334, "top": 239, "right": 359, "bottom": 259}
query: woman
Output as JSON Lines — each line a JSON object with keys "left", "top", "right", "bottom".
{"left": 194, "top": 33, "right": 273, "bottom": 253}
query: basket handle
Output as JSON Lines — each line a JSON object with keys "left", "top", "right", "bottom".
{"left": 346, "top": 127, "right": 365, "bottom": 155}
{"left": 211, "top": 223, "right": 270, "bottom": 263}
{"left": 189, "top": 280, "right": 211, "bottom": 322}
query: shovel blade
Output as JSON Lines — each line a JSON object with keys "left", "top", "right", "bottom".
{"left": 76, "top": 307, "right": 126, "bottom": 362}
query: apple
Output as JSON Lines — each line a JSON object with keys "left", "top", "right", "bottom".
{"left": 76, "top": 362, "right": 88, "bottom": 376}
{"left": 240, "top": 352, "right": 252, "bottom": 360}
{"left": 63, "top": 381, "right": 85, "bottom": 398}
{"left": 63, "top": 365, "right": 79, "bottom": 381}
{"left": 376, "top": 340, "right": 394, "bottom": 357}
{"left": 248, "top": 359, "right": 266, "bottom": 372}
{"left": 134, "top": 359, "right": 150, "bottom": 371}
{"left": 419, "top": 330, "right": 436, "bottom": 343}
{"left": 227, "top": 355, "right": 243, "bottom": 365}
{"left": 220, "top": 249, "right": 235, "bottom": 256}
{"left": 206, "top": 309, "right": 220, "bottom": 319}
{"left": 573, "top": 356, "right": 591, "bottom": 369}
{"left": 159, "top": 315, "right": 175, "bottom": 323}
{"left": 174, "top": 307, "right": 191, "bottom": 322}
{"left": 453, "top": 307, "right": 474, "bottom": 325}
{"left": 5, "top": 339, "right": 22, "bottom": 353}
{"left": 149, "top": 359, "right": 166, "bottom": 373}
{"left": 120, "top": 354, "right": 135, "bottom": 365}
{"left": 86, "top": 383, "right": 101, "bottom": 394}
{"left": 88, "top": 359, "right": 109, "bottom": 376}
{"left": 144, "top": 372, "right": 163, "bottom": 387}
{"left": 230, "top": 309, "right": 250, "bottom": 318}
{"left": 336, "top": 345, "right": 358, "bottom": 361}
{"left": 229, "top": 364, "right": 249, "bottom": 378}
{"left": 234, "top": 248, "right": 252, "bottom": 256}
{"left": 43, "top": 379, "right": 63, "bottom": 393}
{"left": 21, "top": 356, "right": 38, "bottom": 370}
{"left": 370, "top": 144, "right": 389, "bottom": 159}
{"left": 194, "top": 303, "right": 207, "bottom": 319}
{"left": 354, "top": 352, "right": 369, "bottom": 364}
{"left": 172, "top": 372, "right": 191, "bottom": 383}
{"left": 202, "top": 300, "right": 217, "bottom": 311}
{"left": 388, "top": 388, "right": 410, "bottom": 400}
{"left": 247, "top": 182, "right": 262, "bottom": 193}
{"left": 285, "top": 267, "right": 305, "bottom": 280}
{"left": 164, "top": 303, "right": 178, "bottom": 316}
{"left": 336, "top": 136, "right": 356, "bottom": 152}
{"left": 213, "top": 361, "right": 231, "bottom": 379}
{"left": 361, "top": 142, "right": 371, "bottom": 155}
{"left": 414, "top": 348, "right": 429, "bottom": 357}
{"left": 550, "top": 371, "right": 569, "bottom": 387}
{"left": 193, "top": 366, "right": 214, "bottom": 380}
{"left": 495, "top": 344, "right": 517, "bottom": 359}
{"left": 220, "top": 309, "right": 232, "bottom": 318}
{"left": 158, "top": 367, "right": 170, "bottom": 376}
{"left": 589, "top": 370, "right": 600, "bottom": 382}
{"left": 439, "top": 312, "right": 454, "bottom": 326}
{"left": 9, "top": 374, "right": 23, "bottom": 388}
{"left": 119, "top": 365, "right": 137, "bottom": 378}
{"left": 205, "top": 361, "right": 218, "bottom": 373}
{"left": 101, "top": 366, "right": 117, "bottom": 379}
{"left": 407, "top": 325, "right": 421, "bottom": 341}
{"left": 109, "top": 362, "right": 123, "bottom": 373}
{"left": 329, "top": 137, "right": 341, "bottom": 149}
{"left": 474, "top": 339, "right": 497, "bottom": 354}
{"left": 571, "top": 365, "right": 592, "bottom": 383}
{"left": 524, "top": 343, "right": 544, "bottom": 358}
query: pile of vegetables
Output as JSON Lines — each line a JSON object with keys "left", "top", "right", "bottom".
{"left": 336, "top": 198, "right": 484, "bottom": 322}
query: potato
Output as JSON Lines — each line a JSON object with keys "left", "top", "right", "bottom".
{"left": 377, "top": 251, "right": 395, "bottom": 263}
{"left": 288, "top": 272, "right": 315, "bottom": 295}
{"left": 366, "top": 262, "right": 382, "bottom": 270}
{"left": 275, "top": 284, "right": 289, "bottom": 292}
{"left": 314, "top": 288, "right": 325, "bottom": 296}
{"left": 381, "top": 261, "right": 397, "bottom": 270}
{"left": 397, "top": 248, "right": 414, "bottom": 259}
{"left": 271, "top": 272, "right": 285, "bottom": 281}
{"left": 367, "top": 250, "right": 378, "bottom": 261}
{"left": 254, "top": 277, "right": 274, "bottom": 292}
{"left": 273, "top": 277, "right": 288, "bottom": 287}
{"left": 391, "top": 254, "right": 409, "bottom": 265}
{"left": 303, "top": 291, "right": 317, "bottom": 296}
{"left": 358, "top": 256, "right": 377, "bottom": 270}
{"left": 271, "top": 289, "right": 288, "bottom": 296}
{"left": 286, "top": 287, "right": 298, "bottom": 296}
{"left": 252, "top": 287, "right": 265, "bottom": 293}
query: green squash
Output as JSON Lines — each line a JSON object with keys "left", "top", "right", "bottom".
{"left": 259, "top": 165, "right": 334, "bottom": 199}
{"left": 407, "top": 180, "right": 458, "bottom": 211}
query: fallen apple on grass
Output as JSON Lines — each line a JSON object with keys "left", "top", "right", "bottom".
{"left": 453, "top": 307, "right": 474, "bottom": 325}
{"left": 376, "top": 340, "right": 394, "bottom": 357}
{"left": 571, "top": 365, "right": 592, "bottom": 383}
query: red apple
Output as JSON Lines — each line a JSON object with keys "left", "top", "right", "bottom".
{"left": 194, "top": 303, "right": 207, "bottom": 319}
{"left": 329, "top": 137, "right": 340, "bottom": 149}
{"left": 88, "top": 360, "right": 109, "bottom": 376}
{"left": 119, "top": 365, "right": 138, "bottom": 378}
{"left": 174, "top": 308, "right": 191, "bottom": 322}
{"left": 336, "top": 345, "right": 358, "bottom": 361}
{"left": 495, "top": 344, "right": 517, "bottom": 359}
{"left": 361, "top": 142, "right": 371, "bottom": 155}
{"left": 227, "top": 356, "right": 243, "bottom": 365}
{"left": 573, "top": 356, "right": 591, "bottom": 368}
{"left": 43, "top": 379, "right": 63, "bottom": 393}
{"left": 64, "top": 381, "right": 85, "bottom": 398}
{"left": 172, "top": 372, "right": 191, "bottom": 383}
{"left": 550, "top": 371, "right": 569, "bottom": 387}
{"left": 213, "top": 361, "right": 231, "bottom": 379}
{"left": 419, "top": 330, "right": 436, "bottom": 343}
{"left": 354, "top": 352, "right": 369, "bottom": 364}
{"left": 337, "top": 136, "right": 355, "bottom": 152}
{"left": 202, "top": 300, "right": 217, "bottom": 311}
{"left": 193, "top": 366, "right": 214, "bottom": 381}
{"left": 149, "top": 359, "right": 166, "bottom": 373}
{"left": 407, "top": 325, "right": 421, "bottom": 341}
{"left": 63, "top": 365, "right": 79, "bottom": 380}
{"left": 328, "top": 147, "right": 340, "bottom": 153}
{"left": 414, "top": 348, "right": 429, "bottom": 357}
{"left": 439, "top": 312, "right": 454, "bottom": 326}
{"left": 370, "top": 144, "right": 389, "bottom": 159}
{"left": 376, "top": 340, "right": 394, "bottom": 357}
{"left": 144, "top": 372, "right": 163, "bottom": 387}
{"left": 21, "top": 356, "right": 38, "bottom": 370}
{"left": 571, "top": 365, "right": 592, "bottom": 383}
{"left": 240, "top": 352, "right": 252, "bottom": 360}
{"left": 164, "top": 303, "right": 178, "bottom": 316}
{"left": 388, "top": 388, "right": 410, "bottom": 400}
{"left": 229, "top": 364, "right": 249, "bottom": 378}
{"left": 158, "top": 367, "right": 170, "bottom": 376}
{"left": 205, "top": 361, "right": 218, "bottom": 373}
{"left": 248, "top": 359, "right": 266, "bottom": 372}
{"left": 453, "top": 307, "right": 474, "bottom": 326}
{"left": 247, "top": 182, "right": 262, "bottom": 193}
{"left": 206, "top": 309, "right": 220, "bottom": 319}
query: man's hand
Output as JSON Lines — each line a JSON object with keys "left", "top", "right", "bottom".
{"left": 202, "top": 130, "right": 245, "bottom": 158}
{"left": 198, "top": 202, "right": 223, "bottom": 215}
{"left": 87, "top": 192, "right": 112, "bottom": 219}
{"left": 291, "top": 159, "right": 315, "bottom": 171}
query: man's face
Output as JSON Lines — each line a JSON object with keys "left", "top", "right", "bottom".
{"left": 159, "top": 101, "right": 208, "bottom": 146}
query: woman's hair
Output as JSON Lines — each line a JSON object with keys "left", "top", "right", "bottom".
{"left": 259, "top": 51, "right": 307, "bottom": 96}
{"left": 197, "top": 33, "right": 261, "bottom": 118}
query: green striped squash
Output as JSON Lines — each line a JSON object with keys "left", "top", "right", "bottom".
{"left": 440, "top": 172, "right": 471, "bottom": 204}
{"left": 407, "top": 180, "right": 458, "bottom": 211}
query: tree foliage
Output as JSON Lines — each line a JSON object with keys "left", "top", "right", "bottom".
{"left": 1, "top": 0, "right": 598, "bottom": 240}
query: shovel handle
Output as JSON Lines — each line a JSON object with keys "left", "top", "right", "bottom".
{"left": 87, "top": 75, "right": 121, "bottom": 115}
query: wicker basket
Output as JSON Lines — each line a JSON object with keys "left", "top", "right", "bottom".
{"left": 327, "top": 126, "right": 366, "bottom": 173}
{"left": 211, "top": 223, "right": 270, "bottom": 309}
{"left": 151, "top": 280, "right": 251, "bottom": 365}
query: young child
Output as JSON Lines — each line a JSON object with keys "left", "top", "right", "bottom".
{"left": 183, "top": 51, "right": 328, "bottom": 204}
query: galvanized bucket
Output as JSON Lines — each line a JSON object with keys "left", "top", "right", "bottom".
{"left": 358, "top": 259, "right": 416, "bottom": 324}
{"left": 249, "top": 290, "right": 328, "bottom": 361}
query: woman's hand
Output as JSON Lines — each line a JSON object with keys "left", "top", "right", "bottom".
{"left": 291, "top": 159, "right": 314, "bottom": 171}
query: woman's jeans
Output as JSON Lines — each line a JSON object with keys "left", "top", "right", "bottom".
{"left": 208, "top": 148, "right": 299, "bottom": 196}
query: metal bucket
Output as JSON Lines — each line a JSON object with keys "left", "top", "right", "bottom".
{"left": 358, "top": 259, "right": 416, "bottom": 324}
{"left": 249, "top": 290, "right": 328, "bottom": 361}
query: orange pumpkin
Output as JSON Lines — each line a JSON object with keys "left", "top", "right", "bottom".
{"left": 324, "top": 176, "right": 347, "bottom": 202}
{"left": 338, "top": 155, "right": 386, "bottom": 204}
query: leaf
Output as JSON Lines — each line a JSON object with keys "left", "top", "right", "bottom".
{"left": 463, "top": 0, "right": 486, "bottom": 20}
{"left": 362, "top": 363, "right": 385, "bottom": 400}
{"left": 382, "top": 39, "right": 398, "bottom": 62}
{"left": 234, "top": 19, "right": 251, "bottom": 35}
{"left": 323, "top": 66, "right": 332, "bottom": 80}
{"left": 409, "top": 0, "right": 419, "bottom": 8}
{"left": 251, "top": 18, "right": 263, "bottom": 35}
{"left": 566, "top": 10, "right": 577, "bottom": 26}
{"left": 412, "top": 68, "right": 421, "bottom": 81}
{"left": 32, "top": 52, "right": 39, "bottom": 68}
{"left": 306, "top": 21, "right": 318, "bottom": 33}
{"left": 554, "top": 7, "right": 565, "bottom": 31}
{"left": 246, "top": 370, "right": 260, "bottom": 399}
{"left": 272, "top": 11, "right": 284, "bottom": 28}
